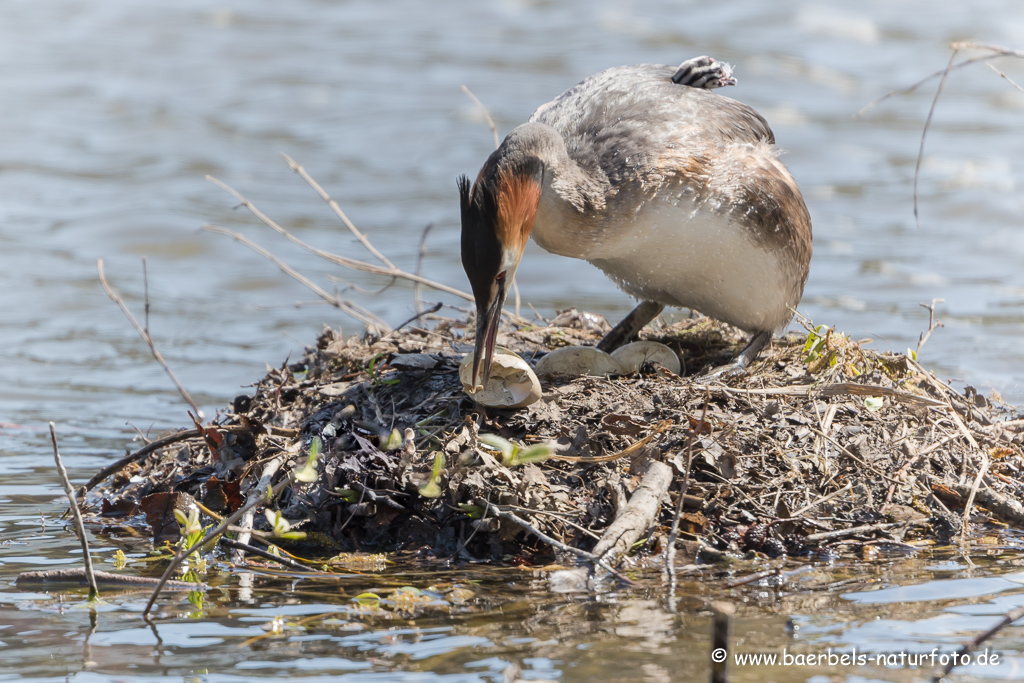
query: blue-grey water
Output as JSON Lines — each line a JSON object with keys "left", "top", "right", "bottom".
{"left": 2, "top": 1, "right": 1024, "bottom": 680}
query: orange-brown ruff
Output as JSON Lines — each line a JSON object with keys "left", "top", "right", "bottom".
{"left": 460, "top": 58, "right": 813, "bottom": 385}
{"left": 494, "top": 169, "right": 541, "bottom": 260}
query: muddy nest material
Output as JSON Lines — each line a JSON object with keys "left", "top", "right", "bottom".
{"left": 87, "top": 312, "right": 1024, "bottom": 568}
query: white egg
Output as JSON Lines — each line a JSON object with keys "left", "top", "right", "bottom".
{"left": 459, "top": 348, "right": 542, "bottom": 408}
{"left": 534, "top": 346, "right": 621, "bottom": 378}
{"left": 611, "top": 341, "right": 681, "bottom": 375}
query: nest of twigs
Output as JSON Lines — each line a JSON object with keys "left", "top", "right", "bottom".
{"left": 86, "top": 310, "right": 1024, "bottom": 570}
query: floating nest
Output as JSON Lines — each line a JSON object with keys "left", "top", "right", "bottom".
{"left": 85, "top": 310, "right": 1024, "bottom": 571}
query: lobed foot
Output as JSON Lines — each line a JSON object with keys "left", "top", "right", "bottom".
{"left": 694, "top": 330, "right": 771, "bottom": 381}
{"left": 695, "top": 358, "right": 747, "bottom": 382}
{"left": 671, "top": 55, "right": 737, "bottom": 89}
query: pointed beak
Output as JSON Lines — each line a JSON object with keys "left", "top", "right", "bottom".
{"left": 470, "top": 274, "right": 508, "bottom": 390}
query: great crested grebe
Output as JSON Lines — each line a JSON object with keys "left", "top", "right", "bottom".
{"left": 460, "top": 56, "right": 812, "bottom": 387}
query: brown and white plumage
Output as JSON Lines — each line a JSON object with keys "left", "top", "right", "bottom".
{"left": 460, "top": 57, "right": 812, "bottom": 387}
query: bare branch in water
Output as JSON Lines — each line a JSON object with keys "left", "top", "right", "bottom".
{"left": 142, "top": 256, "right": 150, "bottom": 336}
{"left": 858, "top": 42, "right": 1024, "bottom": 117}
{"left": 280, "top": 153, "right": 396, "bottom": 270}
{"left": 97, "top": 259, "right": 203, "bottom": 419}
{"left": 986, "top": 61, "right": 1024, "bottom": 93}
{"left": 859, "top": 42, "right": 1024, "bottom": 227}
{"left": 202, "top": 224, "right": 390, "bottom": 332}
{"left": 205, "top": 173, "right": 528, "bottom": 324}
{"left": 916, "top": 298, "right": 945, "bottom": 356}
{"left": 936, "top": 601, "right": 1024, "bottom": 680}
{"left": 460, "top": 84, "right": 500, "bottom": 149}
{"left": 50, "top": 422, "right": 99, "bottom": 601}
{"left": 913, "top": 48, "right": 959, "bottom": 227}
{"left": 206, "top": 175, "right": 475, "bottom": 303}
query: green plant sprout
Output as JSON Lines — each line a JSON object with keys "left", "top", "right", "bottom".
{"left": 381, "top": 428, "right": 403, "bottom": 451}
{"left": 478, "top": 433, "right": 553, "bottom": 467}
{"left": 264, "top": 509, "right": 307, "bottom": 541}
{"left": 803, "top": 325, "right": 831, "bottom": 363}
{"left": 418, "top": 452, "right": 445, "bottom": 498}
{"left": 294, "top": 436, "right": 322, "bottom": 483}
{"left": 174, "top": 504, "right": 209, "bottom": 552}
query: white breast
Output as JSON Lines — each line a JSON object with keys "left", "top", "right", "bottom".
{"left": 532, "top": 193, "right": 795, "bottom": 333}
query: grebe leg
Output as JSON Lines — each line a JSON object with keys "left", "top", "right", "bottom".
{"left": 671, "top": 56, "right": 737, "bottom": 89}
{"left": 698, "top": 330, "right": 772, "bottom": 380}
{"left": 596, "top": 300, "right": 665, "bottom": 353}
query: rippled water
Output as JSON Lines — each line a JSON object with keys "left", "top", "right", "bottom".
{"left": 3, "top": 0, "right": 1024, "bottom": 680}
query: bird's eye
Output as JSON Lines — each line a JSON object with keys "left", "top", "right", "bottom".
{"left": 495, "top": 270, "right": 506, "bottom": 281}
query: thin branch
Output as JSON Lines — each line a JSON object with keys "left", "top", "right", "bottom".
{"left": 935, "top": 603, "right": 1024, "bottom": 680}
{"left": 202, "top": 224, "right": 390, "bottom": 332}
{"left": 482, "top": 501, "right": 601, "bottom": 564}
{"left": 858, "top": 42, "right": 1024, "bottom": 226}
{"left": 986, "top": 62, "right": 1024, "bottom": 93}
{"left": 413, "top": 223, "right": 433, "bottom": 314}
{"left": 218, "top": 537, "right": 324, "bottom": 573}
{"left": 205, "top": 176, "right": 498, "bottom": 311}
{"left": 17, "top": 568, "right": 199, "bottom": 589}
{"left": 479, "top": 500, "right": 635, "bottom": 584}
{"left": 917, "top": 298, "right": 945, "bottom": 356}
{"left": 913, "top": 47, "right": 959, "bottom": 228}
{"left": 381, "top": 302, "right": 443, "bottom": 342}
{"left": 960, "top": 452, "right": 990, "bottom": 544}
{"left": 460, "top": 84, "right": 500, "bottom": 149}
{"left": 81, "top": 424, "right": 298, "bottom": 495}
{"left": 50, "top": 422, "right": 99, "bottom": 600}
{"left": 142, "top": 256, "right": 150, "bottom": 336}
{"left": 83, "top": 428, "right": 199, "bottom": 494}
{"left": 858, "top": 42, "right": 1024, "bottom": 117}
{"left": 666, "top": 399, "right": 707, "bottom": 592}
{"left": 97, "top": 260, "right": 203, "bottom": 420}
{"left": 280, "top": 154, "right": 396, "bottom": 270}
{"left": 803, "top": 521, "right": 913, "bottom": 543}
{"left": 792, "top": 483, "right": 852, "bottom": 517}
{"left": 232, "top": 453, "right": 288, "bottom": 564}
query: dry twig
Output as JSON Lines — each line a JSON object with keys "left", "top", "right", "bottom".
{"left": 666, "top": 400, "right": 707, "bottom": 592}
{"left": 280, "top": 153, "right": 396, "bottom": 270}
{"left": 50, "top": 422, "right": 99, "bottom": 600}
{"left": 202, "top": 225, "right": 389, "bottom": 331}
{"left": 460, "top": 84, "right": 500, "bottom": 149}
{"left": 913, "top": 47, "right": 959, "bottom": 227}
{"left": 859, "top": 42, "right": 1024, "bottom": 226}
{"left": 97, "top": 260, "right": 203, "bottom": 419}
{"left": 935, "top": 603, "right": 1024, "bottom": 680}
{"left": 917, "top": 298, "right": 945, "bottom": 356}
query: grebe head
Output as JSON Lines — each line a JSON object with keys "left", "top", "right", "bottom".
{"left": 459, "top": 158, "right": 543, "bottom": 389}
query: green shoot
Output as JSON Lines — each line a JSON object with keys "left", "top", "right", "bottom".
{"left": 478, "top": 433, "right": 553, "bottom": 467}
{"left": 294, "top": 436, "right": 322, "bottom": 483}
{"left": 174, "top": 505, "right": 209, "bottom": 552}
{"left": 458, "top": 504, "right": 485, "bottom": 519}
{"left": 803, "top": 325, "right": 830, "bottom": 363}
{"left": 333, "top": 488, "right": 360, "bottom": 503}
{"left": 381, "top": 428, "right": 403, "bottom": 451}
{"left": 264, "top": 509, "right": 307, "bottom": 541}
{"left": 418, "top": 452, "right": 445, "bottom": 498}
